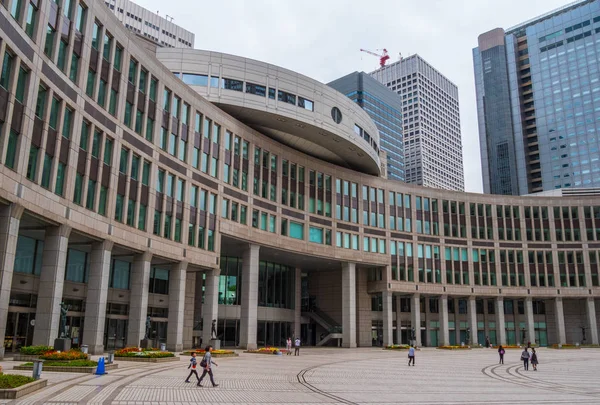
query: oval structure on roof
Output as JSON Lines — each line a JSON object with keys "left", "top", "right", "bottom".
{"left": 156, "top": 49, "right": 382, "bottom": 176}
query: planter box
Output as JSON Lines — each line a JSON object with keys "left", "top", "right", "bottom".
{"left": 13, "top": 364, "right": 118, "bottom": 374}
{"left": 0, "top": 379, "right": 47, "bottom": 399}
{"left": 12, "top": 353, "right": 91, "bottom": 362}
{"left": 114, "top": 356, "right": 179, "bottom": 363}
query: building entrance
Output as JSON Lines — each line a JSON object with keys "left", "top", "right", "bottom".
{"left": 4, "top": 312, "right": 35, "bottom": 352}
{"left": 104, "top": 318, "right": 128, "bottom": 350}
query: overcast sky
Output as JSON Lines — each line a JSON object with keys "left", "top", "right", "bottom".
{"left": 138, "top": 0, "right": 570, "bottom": 193}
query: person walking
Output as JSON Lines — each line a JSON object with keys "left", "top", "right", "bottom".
{"left": 198, "top": 345, "right": 219, "bottom": 387}
{"left": 521, "top": 347, "right": 530, "bottom": 371}
{"left": 286, "top": 337, "right": 292, "bottom": 355}
{"left": 498, "top": 345, "right": 505, "bottom": 364}
{"left": 408, "top": 345, "right": 415, "bottom": 366}
{"left": 294, "top": 337, "right": 301, "bottom": 356}
{"left": 530, "top": 348, "right": 539, "bottom": 371}
{"left": 485, "top": 336, "right": 491, "bottom": 348}
{"left": 184, "top": 352, "right": 200, "bottom": 383}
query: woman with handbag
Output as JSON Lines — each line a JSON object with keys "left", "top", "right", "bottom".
{"left": 530, "top": 348, "right": 539, "bottom": 371}
{"left": 198, "top": 345, "right": 219, "bottom": 387}
{"left": 520, "top": 347, "right": 530, "bottom": 371}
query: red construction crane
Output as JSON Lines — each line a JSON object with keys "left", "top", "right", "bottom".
{"left": 360, "top": 48, "right": 390, "bottom": 67}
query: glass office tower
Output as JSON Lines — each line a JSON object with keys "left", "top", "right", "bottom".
{"left": 474, "top": 0, "right": 600, "bottom": 195}
{"left": 328, "top": 72, "right": 405, "bottom": 182}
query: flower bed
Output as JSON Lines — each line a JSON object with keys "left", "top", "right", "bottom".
{"left": 438, "top": 345, "right": 471, "bottom": 350}
{"left": 40, "top": 350, "right": 88, "bottom": 361}
{"left": 114, "top": 347, "right": 178, "bottom": 362}
{"left": 0, "top": 376, "right": 46, "bottom": 400}
{"left": 14, "top": 360, "right": 119, "bottom": 374}
{"left": 384, "top": 344, "right": 410, "bottom": 350}
{"left": 245, "top": 347, "right": 285, "bottom": 355}
{"left": 18, "top": 346, "right": 54, "bottom": 356}
{"left": 550, "top": 344, "right": 581, "bottom": 349}
{"left": 493, "top": 345, "right": 522, "bottom": 349}
{"left": 180, "top": 350, "right": 238, "bottom": 358}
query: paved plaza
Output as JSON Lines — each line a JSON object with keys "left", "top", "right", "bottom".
{"left": 1, "top": 347, "right": 600, "bottom": 404}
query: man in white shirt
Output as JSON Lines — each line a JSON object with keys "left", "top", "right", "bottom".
{"left": 408, "top": 346, "right": 415, "bottom": 366}
{"left": 294, "top": 338, "right": 301, "bottom": 356}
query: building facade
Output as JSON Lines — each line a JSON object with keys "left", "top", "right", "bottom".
{"left": 327, "top": 72, "right": 405, "bottom": 182}
{"left": 370, "top": 55, "right": 464, "bottom": 191}
{"left": 103, "top": 0, "right": 194, "bottom": 48}
{"left": 474, "top": 0, "right": 600, "bottom": 195}
{"left": 0, "top": 0, "right": 598, "bottom": 358}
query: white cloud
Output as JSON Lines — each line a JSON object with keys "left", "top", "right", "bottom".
{"left": 137, "top": 0, "right": 569, "bottom": 193}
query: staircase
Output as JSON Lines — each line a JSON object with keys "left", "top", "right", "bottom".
{"left": 303, "top": 306, "right": 343, "bottom": 346}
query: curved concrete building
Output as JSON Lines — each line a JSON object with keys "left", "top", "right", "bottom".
{"left": 0, "top": 0, "right": 598, "bottom": 356}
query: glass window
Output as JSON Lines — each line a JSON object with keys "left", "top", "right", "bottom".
{"left": 26, "top": 145, "right": 39, "bottom": 180}
{"left": 139, "top": 69, "right": 147, "bottom": 93}
{"left": 15, "top": 67, "right": 28, "bottom": 103}
{"left": 119, "top": 147, "right": 128, "bottom": 174}
{"left": 91, "top": 21, "right": 100, "bottom": 50}
{"left": 298, "top": 97, "right": 314, "bottom": 111}
{"left": 72, "top": 172, "right": 83, "bottom": 204}
{"left": 113, "top": 45, "right": 123, "bottom": 71}
{"left": 128, "top": 59, "right": 137, "bottom": 85}
{"left": 66, "top": 249, "right": 87, "bottom": 283}
{"left": 289, "top": 222, "right": 304, "bottom": 240}
{"left": 103, "top": 137, "right": 113, "bottom": 165}
{"left": 35, "top": 84, "right": 47, "bottom": 118}
{"left": 110, "top": 259, "right": 130, "bottom": 289}
{"left": 62, "top": 107, "right": 73, "bottom": 138}
{"left": 10, "top": 0, "right": 22, "bottom": 20}
{"left": 181, "top": 73, "right": 208, "bottom": 86}
{"left": 54, "top": 162, "right": 66, "bottom": 196}
{"left": 102, "top": 32, "right": 112, "bottom": 61}
{"left": 69, "top": 53, "right": 79, "bottom": 82}
{"left": 309, "top": 226, "right": 323, "bottom": 244}
{"left": 44, "top": 24, "right": 55, "bottom": 58}
{"left": 85, "top": 179, "right": 95, "bottom": 210}
{"left": 142, "top": 161, "right": 150, "bottom": 185}
{"left": 0, "top": 51, "right": 14, "bottom": 90}
{"left": 5, "top": 130, "right": 18, "bottom": 170}
{"left": 25, "top": 2, "right": 37, "bottom": 38}
{"left": 149, "top": 78, "right": 157, "bottom": 101}
{"left": 75, "top": 3, "right": 86, "bottom": 33}
{"left": 277, "top": 90, "right": 296, "bottom": 105}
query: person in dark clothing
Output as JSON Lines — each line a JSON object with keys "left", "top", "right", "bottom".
{"left": 485, "top": 336, "right": 491, "bottom": 348}
{"left": 198, "top": 345, "right": 219, "bottom": 387}
{"left": 185, "top": 352, "right": 200, "bottom": 383}
{"left": 530, "top": 348, "right": 539, "bottom": 371}
{"left": 294, "top": 337, "right": 301, "bottom": 356}
{"left": 498, "top": 345, "right": 505, "bottom": 364}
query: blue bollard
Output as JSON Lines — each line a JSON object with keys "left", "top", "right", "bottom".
{"left": 95, "top": 356, "right": 106, "bottom": 375}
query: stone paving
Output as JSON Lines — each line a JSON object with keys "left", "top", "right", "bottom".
{"left": 2, "top": 347, "right": 600, "bottom": 404}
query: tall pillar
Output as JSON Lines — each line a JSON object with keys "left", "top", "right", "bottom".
{"left": 294, "top": 268, "right": 301, "bottom": 339}
{"left": 586, "top": 298, "right": 599, "bottom": 345}
{"left": 183, "top": 272, "right": 196, "bottom": 349}
{"left": 395, "top": 296, "right": 402, "bottom": 344}
{"left": 495, "top": 297, "right": 506, "bottom": 346}
{"left": 440, "top": 295, "right": 450, "bottom": 346}
{"left": 82, "top": 240, "right": 113, "bottom": 354}
{"left": 240, "top": 244, "right": 259, "bottom": 349}
{"left": 525, "top": 297, "right": 536, "bottom": 346}
{"left": 554, "top": 297, "right": 566, "bottom": 344}
{"left": 167, "top": 261, "right": 187, "bottom": 352}
{"left": 382, "top": 291, "right": 393, "bottom": 347}
{"left": 202, "top": 269, "right": 220, "bottom": 346}
{"left": 411, "top": 293, "right": 421, "bottom": 346}
{"left": 126, "top": 251, "right": 152, "bottom": 347}
{"left": 32, "top": 225, "right": 72, "bottom": 346}
{"left": 341, "top": 262, "right": 356, "bottom": 348}
{"left": 469, "top": 297, "right": 479, "bottom": 346}
{"left": 0, "top": 204, "right": 24, "bottom": 358}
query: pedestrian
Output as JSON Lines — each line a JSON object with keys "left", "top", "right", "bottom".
{"left": 408, "top": 345, "right": 415, "bottom": 366}
{"left": 485, "top": 336, "right": 490, "bottom": 348}
{"left": 497, "top": 345, "right": 505, "bottom": 364}
{"left": 521, "top": 347, "right": 530, "bottom": 371}
{"left": 294, "top": 337, "right": 301, "bottom": 356}
{"left": 184, "top": 352, "right": 200, "bottom": 383}
{"left": 530, "top": 348, "right": 538, "bottom": 371}
{"left": 286, "top": 337, "right": 292, "bottom": 355}
{"left": 198, "top": 345, "right": 219, "bottom": 387}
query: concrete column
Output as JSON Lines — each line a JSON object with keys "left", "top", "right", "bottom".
{"left": 32, "top": 225, "right": 72, "bottom": 346}
{"left": 294, "top": 268, "right": 301, "bottom": 339}
{"left": 525, "top": 297, "right": 536, "bottom": 346}
{"left": 126, "top": 251, "right": 152, "bottom": 347}
{"left": 382, "top": 291, "right": 393, "bottom": 347}
{"left": 440, "top": 295, "right": 450, "bottom": 346}
{"left": 82, "top": 240, "right": 113, "bottom": 354}
{"left": 395, "top": 296, "right": 402, "bottom": 344}
{"left": 495, "top": 297, "right": 506, "bottom": 346}
{"left": 411, "top": 293, "right": 421, "bottom": 347}
{"left": 167, "top": 261, "right": 188, "bottom": 352}
{"left": 554, "top": 297, "right": 566, "bottom": 344}
{"left": 183, "top": 272, "right": 196, "bottom": 349}
{"left": 0, "top": 204, "right": 24, "bottom": 359}
{"left": 202, "top": 269, "right": 220, "bottom": 346}
{"left": 586, "top": 298, "right": 599, "bottom": 345}
{"left": 341, "top": 262, "right": 356, "bottom": 348}
{"left": 469, "top": 297, "right": 478, "bottom": 346}
{"left": 240, "top": 244, "right": 260, "bottom": 349}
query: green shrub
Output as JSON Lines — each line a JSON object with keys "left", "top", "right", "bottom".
{"left": 0, "top": 374, "right": 35, "bottom": 389}
{"left": 19, "top": 346, "right": 54, "bottom": 355}
{"left": 21, "top": 360, "right": 98, "bottom": 367}
{"left": 115, "top": 351, "right": 174, "bottom": 358}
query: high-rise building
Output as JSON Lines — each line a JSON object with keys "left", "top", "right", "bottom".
{"left": 328, "top": 72, "right": 405, "bottom": 181}
{"left": 370, "top": 54, "right": 464, "bottom": 191}
{"left": 103, "top": 0, "right": 194, "bottom": 48}
{"left": 474, "top": 0, "right": 600, "bottom": 195}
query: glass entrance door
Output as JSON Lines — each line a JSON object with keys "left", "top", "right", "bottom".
{"left": 104, "top": 318, "right": 127, "bottom": 350}
{"left": 5, "top": 312, "right": 35, "bottom": 352}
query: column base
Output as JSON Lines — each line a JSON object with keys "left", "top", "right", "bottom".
{"left": 87, "top": 344, "right": 105, "bottom": 355}
{"left": 241, "top": 343, "right": 257, "bottom": 350}
{"left": 167, "top": 344, "right": 183, "bottom": 352}
{"left": 140, "top": 339, "right": 153, "bottom": 349}
{"left": 54, "top": 338, "right": 72, "bottom": 352}
{"left": 209, "top": 339, "right": 220, "bottom": 350}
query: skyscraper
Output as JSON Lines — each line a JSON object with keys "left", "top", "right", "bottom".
{"left": 370, "top": 54, "right": 464, "bottom": 191}
{"left": 328, "top": 72, "right": 405, "bottom": 181}
{"left": 474, "top": 0, "right": 600, "bottom": 195}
